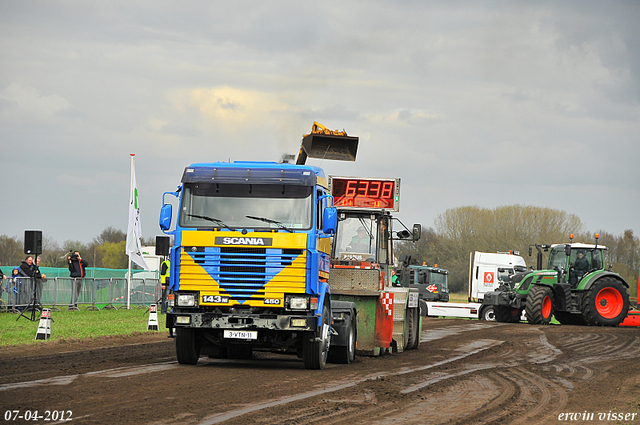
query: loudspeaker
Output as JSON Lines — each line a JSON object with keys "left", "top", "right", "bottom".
{"left": 156, "top": 236, "right": 170, "bottom": 257}
{"left": 24, "top": 230, "right": 43, "bottom": 255}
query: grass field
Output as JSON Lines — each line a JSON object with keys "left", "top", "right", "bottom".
{"left": 0, "top": 307, "right": 168, "bottom": 348}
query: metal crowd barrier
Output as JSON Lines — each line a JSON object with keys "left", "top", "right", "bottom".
{"left": 0, "top": 277, "right": 162, "bottom": 312}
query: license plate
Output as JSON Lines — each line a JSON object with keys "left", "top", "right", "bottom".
{"left": 224, "top": 330, "right": 258, "bottom": 340}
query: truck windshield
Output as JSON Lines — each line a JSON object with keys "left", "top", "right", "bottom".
{"left": 429, "top": 272, "right": 447, "bottom": 287}
{"left": 180, "top": 183, "right": 313, "bottom": 230}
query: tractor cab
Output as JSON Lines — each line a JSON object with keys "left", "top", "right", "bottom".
{"left": 548, "top": 243, "right": 606, "bottom": 286}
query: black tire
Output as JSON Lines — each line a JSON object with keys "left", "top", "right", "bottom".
{"left": 303, "top": 303, "right": 331, "bottom": 369}
{"left": 554, "top": 311, "right": 587, "bottom": 326}
{"left": 227, "top": 345, "right": 253, "bottom": 360}
{"left": 525, "top": 285, "right": 554, "bottom": 325}
{"left": 410, "top": 307, "right": 421, "bottom": 349}
{"left": 481, "top": 306, "right": 496, "bottom": 321}
{"left": 330, "top": 315, "right": 356, "bottom": 364}
{"left": 419, "top": 299, "right": 428, "bottom": 317}
{"left": 581, "top": 277, "right": 630, "bottom": 326}
{"left": 495, "top": 306, "right": 521, "bottom": 323}
{"left": 175, "top": 328, "right": 201, "bottom": 365}
{"left": 404, "top": 307, "right": 416, "bottom": 350}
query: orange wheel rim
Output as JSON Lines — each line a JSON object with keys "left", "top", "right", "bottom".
{"left": 542, "top": 295, "right": 552, "bottom": 319}
{"left": 595, "top": 287, "right": 623, "bottom": 319}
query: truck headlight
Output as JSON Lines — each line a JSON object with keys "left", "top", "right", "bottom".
{"left": 176, "top": 293, "right": 196, "bottom": 307}
{"left": 288, "top": 296, "right": 308, "bottom": 310}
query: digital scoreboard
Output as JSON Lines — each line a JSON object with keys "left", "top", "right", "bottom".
{"left": 329, "top": 176, "right": 400, "bottom": 212}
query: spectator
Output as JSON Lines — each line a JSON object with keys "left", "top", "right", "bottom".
{"left": 0, "top": 261, "right": 6, "bottom": 305}
{"left": 34, "top": 257, "right": 47, "bottom": 305}
{"left": 68, "top": 251, "right": 88, "bottom": 310}
{"left": 18, "top": 256, "right": 35, "bottom": 307}
{"left": 160, "top": 258, "right": 170, "bottom": 314}
{"left": 10, "top": 267, "right": 21, "bottom": 311}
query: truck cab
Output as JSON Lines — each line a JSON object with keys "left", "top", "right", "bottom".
{"left": 397, "top": 264, "right": 450, "bottom": 302}
{"left": 161, "top": 161, "right": 339, "bottom": 369}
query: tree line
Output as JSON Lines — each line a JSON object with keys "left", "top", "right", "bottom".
{"left": 396, "top": 205, "right": 639, "bottom": 298}
{"left": 0, "top": 227, "right": 156, "bottom": 270}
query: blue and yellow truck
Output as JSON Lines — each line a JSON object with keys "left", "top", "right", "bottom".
{"left": 160, "top": 124, "right": 359, "bottom": 369}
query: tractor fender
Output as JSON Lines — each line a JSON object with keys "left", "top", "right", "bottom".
{"left": 578, "top": 271, "right": 629, "bottom": 291}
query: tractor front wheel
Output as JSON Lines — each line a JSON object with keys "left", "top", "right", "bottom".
{"left": 581, "top": 277, "right": 629, "bottom": 326}
{"left": 525, "top": 285, "right": 554, "bottom": 325}
{"left": 495, "top": 306, "right": 521, "bottom": 323}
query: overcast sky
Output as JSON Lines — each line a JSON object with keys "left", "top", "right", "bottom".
{"left": 1, "top": 1, "right": 639, "bottom": 248}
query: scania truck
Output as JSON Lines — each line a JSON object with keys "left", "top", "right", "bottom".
{"left": 161, "top": 124, "right": 359, "bottom": 369}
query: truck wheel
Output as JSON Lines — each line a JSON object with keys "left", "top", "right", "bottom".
{"left": 410, "top": 307, "right": 421, "bottom": 349}
{"left": 330, "top": 315, "right": 356, "bottom": 364}
{"left": 419, "top": 299, "right": 428, "bottom": 317}
{"left": 303, "top": 303, "right": 331, "bottom": 369}
{"left": 495, "top": 306, "right": 520, "bottom": 323}
{"left": 581, "top": 277, "right": 629, "bottom": 326}
{"left": 525, "top": 285, "right": 554, "bottom": 325}
{"left": 554, "top": 311, "right": 587, "bottom": 326}
{"left": 404, "top": 307, "right": 417, "bottom": 350}
{"left": 227, "top": 346, "right": 253, "bottom": 360}
{"left": 175, "top": 328, "right": 201, "bottom": 365}
{"left": 481, "top": 306, "right": 496, "bottom": 321}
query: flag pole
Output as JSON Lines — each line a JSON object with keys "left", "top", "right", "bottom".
{"left": 127, "top": 153, "right": 135, "bottom": 310}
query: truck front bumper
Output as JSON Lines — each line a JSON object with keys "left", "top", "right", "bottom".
{"left": 167, "top": 311, "right": 319, "bottom": 332}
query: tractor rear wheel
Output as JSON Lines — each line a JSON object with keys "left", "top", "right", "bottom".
{"left": 525, "top": 285, "right": 554, "bottom": 325}
{"left": 495, "top": 306, "right": 520, "bottom": 323}
{"left": 581, "top": 277, "right": 629, "bottom": 326}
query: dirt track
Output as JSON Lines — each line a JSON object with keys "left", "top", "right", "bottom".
{"left": 2, "top": 318, "right": 640, "bottom": 425}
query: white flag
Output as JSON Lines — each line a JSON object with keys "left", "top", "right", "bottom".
{"left": 126, "top": 157, "right": 150, "bottom": 270}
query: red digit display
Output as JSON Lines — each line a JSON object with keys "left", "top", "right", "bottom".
{"left": 330, "top": 177, "right": 398, "bottom": 211}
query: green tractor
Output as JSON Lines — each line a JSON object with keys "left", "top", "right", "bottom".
{"left": 482, "top": 234, "right": 630, "bottom": 326}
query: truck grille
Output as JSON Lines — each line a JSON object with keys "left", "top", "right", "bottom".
{"left": 180, "top": 246, "right": 305, "bottom": 302}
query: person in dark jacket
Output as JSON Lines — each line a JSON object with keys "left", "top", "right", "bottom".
{"left": 0, "top": 260, "right": 6, "bottom": 295}
{"left": 18, "top": 256, "right": 35, "bottom": 307}
{"left": 570, "top": 251, "right": 590, "bottom": 287}
{"left": 34, "top": 257, "right": 47, "bottom": 304}
{"left": 68, "top": 251, "right": 88, "bottom": 310}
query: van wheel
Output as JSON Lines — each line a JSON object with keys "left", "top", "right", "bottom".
{"left": 481, "top": 306, "right": 496, "bottom": 321}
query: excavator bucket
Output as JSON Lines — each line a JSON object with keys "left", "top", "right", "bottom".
{"left": 296, "top": 133, "right": 359, "bottom": 165}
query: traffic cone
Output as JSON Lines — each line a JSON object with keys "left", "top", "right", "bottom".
{"left": 147, "top": 304, "right": 159, "bottom": 331}
{"left": 35, "top": 308, "right": 52, "bottom": 340}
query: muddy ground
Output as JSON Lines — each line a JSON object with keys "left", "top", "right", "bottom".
{"left": 1, "top": 318, "right": 640, "bottom": 425}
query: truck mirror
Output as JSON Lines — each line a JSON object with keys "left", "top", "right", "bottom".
{"left": 323, "top": 206, "right": 337, "bottom": 234}
{"left": 528, "top": 246, "right": 532, "bottom": 256}
{"left": 564, "top": 244, "right": 571, "bottom": 257}
{"left": 412, "top": 224, "right": 421, "bottom": 241}
{"left": 397, "top": 230, "right": 411, "bottom": 239}
{"left": 159, "top": 204, "right": 172, "bottom": 232}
